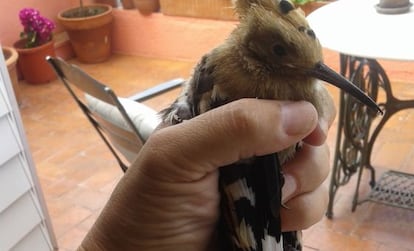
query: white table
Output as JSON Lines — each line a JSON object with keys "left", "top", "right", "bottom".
{"left": 307, "top": 0, "right": 414, "bottom": 218}
{"left": 308, "top": 0, "right": 414, "bottom": 61}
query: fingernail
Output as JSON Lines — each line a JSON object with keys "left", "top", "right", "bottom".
{"left": 282, "top": 174, "right": 297, "bottom": 202}
{"left": 282, "top": 102, "right": 317, "bottom": 136}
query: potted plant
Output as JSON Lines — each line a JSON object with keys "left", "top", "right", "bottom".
{"left": 2, "top": 46, "right": 21, "bottom": 104}
{"left": 13, "top": 8, "right": 57, "bottom": 84}
{"left": 291, "top": 0, "right": 334, "bottom": 16}
{"left": 57, "top": 0, "right": 113, "bottom": 63}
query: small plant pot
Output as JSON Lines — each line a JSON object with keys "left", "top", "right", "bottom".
{"left": 2, "top": 46, "right": 21, "bottom": 104}
{"left": 94, "top": 0, "right": 119, "bottom": 7}
{"left": 13, "top": 39, "right": 56, "bottom": 84}
{"left": 133, "top": 0, "right": 160, "bottom": 15}
{"left": 121, "top": 0, "right": 136, "bottom": 9}
{"left": 57, "top": 4, "right": 113, "bottom": 63}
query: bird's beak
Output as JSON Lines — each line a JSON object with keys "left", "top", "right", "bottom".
{"left": 308, "top": 62, "right": 382, "bottom": 115}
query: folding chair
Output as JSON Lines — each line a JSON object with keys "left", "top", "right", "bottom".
{"left": 47, "top": 56, "right": 184, "bottom": 172}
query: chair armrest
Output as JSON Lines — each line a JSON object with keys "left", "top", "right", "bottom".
{"left": 85, "top": 95, "right": 161, "bottom": 141}
{"left": 128, "top": 78, "right": 185, "bottom": 102}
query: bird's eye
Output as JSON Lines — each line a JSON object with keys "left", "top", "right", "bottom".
{"left": 307, "top": 29, "right": 316, "bottom": 39}
{"left": 273, "top": 44, "right": 287, "bottom": 56}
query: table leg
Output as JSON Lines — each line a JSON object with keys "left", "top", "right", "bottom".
{"left": 327, "top": 54, "right": 383, "bottom": 218}
{"left": 327, "top": 54, "right": 414, "bottom": 218}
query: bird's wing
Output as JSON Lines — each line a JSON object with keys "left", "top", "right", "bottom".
{"left": 218, "top": 154, "right": 284, "bottom": 251}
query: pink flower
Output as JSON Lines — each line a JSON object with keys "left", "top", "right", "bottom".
{"left": 19, "top": 8, "right": 55, "bottom": 48}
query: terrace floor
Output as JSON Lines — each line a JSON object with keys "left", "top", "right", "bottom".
{"left": 17, "top": 51, "right": 414, "bottom": 251}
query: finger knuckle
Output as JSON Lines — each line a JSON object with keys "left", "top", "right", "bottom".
{"left": 226, "top": 100, "right": 257, "bottom": 135}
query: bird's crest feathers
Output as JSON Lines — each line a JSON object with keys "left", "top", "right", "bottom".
{"left": 232, "top": 0, "right": 322, "bottom": 73}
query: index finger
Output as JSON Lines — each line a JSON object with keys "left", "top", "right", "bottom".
{"left": 303, "top": 86, "right": 337, "bottom": 146}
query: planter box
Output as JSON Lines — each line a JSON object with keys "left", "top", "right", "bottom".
{"left": 160, "top": 0, "right": 237, "bottom": 20}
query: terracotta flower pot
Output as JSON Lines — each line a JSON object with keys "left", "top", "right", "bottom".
{"left": 57, "top": 4, "right": 113, "bottom": 63}
{"left": 94, "top": 0, "right": 119, "bottom": 7}
{"left": 133, "top": 0, "right": 160, "bottom": 15}
{"left": 13, "top": 39, "right": 56, "bottom": 84}
{"left": 299, "top": 1, "right": 332, "bottom": 16}
{"left": 121, "top": 0, "right": 136, "bottom": 9}
{"left": 2, "top": 46, "right": 21, "bottom": 104}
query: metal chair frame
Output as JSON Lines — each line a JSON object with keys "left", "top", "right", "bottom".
{"left": 47, "top": 56, "right": 184, "bottom": 172}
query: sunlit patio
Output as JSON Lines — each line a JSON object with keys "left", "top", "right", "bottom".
{"left": 16, "top": 51, "right": 414, "bottom": 251}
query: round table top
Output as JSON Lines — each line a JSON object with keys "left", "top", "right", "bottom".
{"left": 307, "top": 0, "right": 414, "bottom": 61}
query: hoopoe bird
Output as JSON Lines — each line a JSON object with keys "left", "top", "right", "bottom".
{"left": 160, "top": 0, "right": 381, "bottom": 250}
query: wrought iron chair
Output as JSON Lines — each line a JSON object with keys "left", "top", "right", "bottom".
{"left": 47, "top": 56, "right": 184, "bottom": 172}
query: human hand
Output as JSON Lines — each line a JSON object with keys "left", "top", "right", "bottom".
{"left": 78, "top": 98, "right": 335, "bottom": 251}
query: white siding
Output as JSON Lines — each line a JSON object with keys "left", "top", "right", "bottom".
{"left": 0, "top": 155, "right": 32, "bottom": 213}
{"left": 0, "top": 47, "right": 57, "bottom": 250}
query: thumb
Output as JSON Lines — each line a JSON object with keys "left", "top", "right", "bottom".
{"left": 141, "top": 99, "right": 318, "bottom": 182}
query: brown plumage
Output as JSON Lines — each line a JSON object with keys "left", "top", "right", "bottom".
{"left": 162, "top": 0, "right": 380, "bottom": 162}
{"left": 161, "top": 0, "right": 380, "bottom": 250}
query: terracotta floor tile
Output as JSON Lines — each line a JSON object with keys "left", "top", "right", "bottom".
{"left": 302, "top": 246, "right": 318, "bottom": 251}
{"left": 42, "top": 178, "right": 81, "bottom": 199}
{"left": 378, "top": 243, "right": 414, "bottom": 251}
{"left": 50, "top": 205, "right": 92, "bottom": 238}
{"left": 304, "top": 226, "right": 381, "bottom": 251}
{"left": 77, "top": 211, "right": 102, "bottom": 232}
{"left": 63, "top": 187, "right": 111, "bottom": 211}
{"left": 373, "top": 142, "right": 413, "bottom": 170}
{"left": 57, "top": 226, "right": 88, "bottom": 251}
{"left": 79, "top": 165, "right": 123, "bottom": 189}
{"left": 99, "top": 176, "right": 122, "bottom": 194}
{"left": 18, "top": 53, "right": 414, "bottom": 250}
{"left": 46, "top": 198, "right": 73, "bottom": 218}
{"left": 353, "top": 205, "right": 414, "bottom": 250}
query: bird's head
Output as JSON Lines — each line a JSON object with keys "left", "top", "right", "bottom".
{"left": 233, "top": 0, "right": 382, "bottom": 114}
{"left": 234, "top": 0, "right": 321, "bottom": 72}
